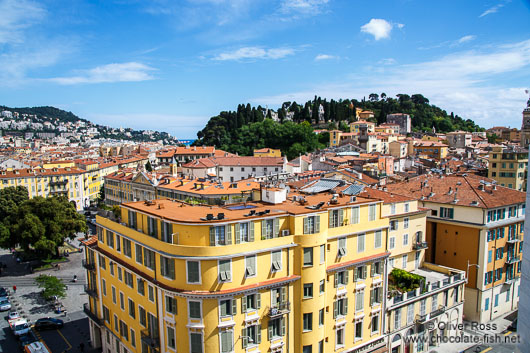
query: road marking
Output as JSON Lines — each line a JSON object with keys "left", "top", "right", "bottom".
{"left": 479, "top": 348, "right": 492, "bottom": 353}
{"left": 56, "top": 328, "right": 72, "bottom": 351}
{"left": 504, "top": 330, "right": 512, "bottom": 336}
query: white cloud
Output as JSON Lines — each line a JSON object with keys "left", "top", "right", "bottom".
{"left": 457, "top": 35, "right": 476, "bottom": 44}
{"left": 377, "top": 58, "right": 396, "bottom": 65}
{"left": 315, "top": 54, "right": 337, "bottom": 61}
{"left": 360, "top": 19, "right": 395, "bottom": 40}
{"left": 213, "top": 47, "right": 295, "bottom": 61}
{"left": 251, "top": 39, "right": 530, "bottom": 129}
{"left": 279, "top": 0, "right": 329, "bottom": 14}
{"left": 49, "top": 62, "right": 156, "bottom": 85}
{"left": 0, "top": 0, "right": 45, "bottom": 44}
{"left": 479, "top": 1, "right": 509, "bottom": 17}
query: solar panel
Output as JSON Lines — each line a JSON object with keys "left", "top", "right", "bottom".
{"left": 343, "top": 184, "right": 365, "bottom": 196}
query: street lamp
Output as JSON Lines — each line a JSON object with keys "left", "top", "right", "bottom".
{"left": 466, "top": 260, "right": 480, "bottom": 284}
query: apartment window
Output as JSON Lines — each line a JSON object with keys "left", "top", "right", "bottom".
{"left": 118, "top": 267, "right": 123, "bottom": 281}
{"left": 355, "top": 265, "right": 367, "bottom": 281}
{"left": 334, "top": 270, "right": 349, "bottom": 287}
{"left": 303, "top": 283, "right": 313, "bottom": 298}
{"left": 189, "top": 301, "right": 201, "bottom": 319}
{"left": 494, "top": 294, "right": 499, "bottom": 307}
{"left": 407, "top": 304, "right": 414, "bottom": 324}
{"left": 113, "top": 314, "right": 118, "bottom": 332}
{"left": 261, "top": 218, "right": 279, "bottom": 239}
{"left": 338, "top": 237, "right": 347, "bottom": 256}
{"left": 488, "top": 250, "right": 492, "bottom": 263}
{"left": 115, "top": 234, "right": 121, "bottom": 252}
{"left": 389, "top": 236, "right": 396, "bottom": 250}
{"left": 137, "top": 279, "right": 145, "bottom": 296}
{"left": 402, "top": 255, "right": 407, "bottom": 269}
{"left": 403, "top": 233, "right": 409, "bottom": 246}
{"left": 128, "top": 299, "right": 136, "bottom": 318}
{"left": 187, "top": 261, "right": 200, "bottom": 284}
{"left": 122, "top": 238, "right": 132, "bottom": 257}
{"left": 440, "top": 207, "right": 454, "bottom": 219}
{"left": 394, "top": 308, "right": 401, "bottom": 329}
{"left": 245, "top": 255, "right": 257, "bottom": 277}
{"left": 210, "top": 225, "right": 231, "bottom": 246}
{"left": 369, "top": 204, "right": 377, "bottom": 221}
{"left": 334, "top": 298, "right": 348, "bottom": 318}
{"left": 119, "top": 320, "right": 129, "bottom": 340}
{"left": 320, "top": 244, "right": 325, "bottom": 264}
{"left": 166, "top": 296, "right": 177, "bottom": 315}
{"left": 318, "top": 308, "right": 325, "bottom": 326}
{"left": 371, "top": 314, "right": 380, "bottom": 334}
{"left": 98, "top": 254, "right": 106, "bottom": 270}
{"left": 148, "top": 285, "right": 155, "bottom": 302}
{"left": 219, "top": 330, "right": 233, "bottom": 353}
{"left": 219, "top": 299, "right": 236, "bottom": 317}
{"left": 167, "top": 326, "right": 176, "bottom": 350}
{"left": 495, "top": 268, "right": 503, "bottom": 281}
{"left": 128, "top": 210, "right": 137, "bottom": 228}
{"left": 390, "top": 220, "right": 398, "bottom": 231}
{"left": 355, "top": 290, "right": 364, "bottom": 312}
{"left": 124, "top": 271, "right": 134, "bottom": 288}
{"left": 242, "top": 324, "right": 261, "bottom": 348}
{"left": 390, "top": 204, "right": 396, "bottom": 215}
{"left": 106, "top": 230, "right": 114, "bottom": 248}
{"left": 135, "top": 244, "right": 142, "bottom": 263}
{"left": 374, "top": 230, "right": 382, "bottom": 248}
{"left": 354, "top": 321, "right": 362, "bottom": 341}
{"left": 161, "top": 221, "right": 173, "bottom": 243}
{"left": 404, "top": 217, "right": 409, "bottom": 229}
{"left": 219, "top": 259, "right": 231, "bottom": 282}
{"left": 357, "top": 233, "right": 365, "bottom": 253}
{"left": 351, "top": 206, "right": 360, "bottom": 224}
{"left": 303, "top": 247, "right": 313, "bottom": 266}
{"left": 119, "top": 292, "right": 124, "bottom": 310}
{"left": 271, "top": 250, "right": 282, "bottom": 272}
{"left": 235, "top": 222, "right": 254, "bottom": 243}
{"left": 111, "top": 286, "right": 116, "bottom": 304}
{"left": 190, "top": 333, "right": 203, "bottom": 353}
{"left": 303, "top": 313, "right": 313, "bottom": 331}
{"left": 304, "top": 215, "right": 320, "bottom": 234}
{"left": 160, "top": 256, "right": 175, "bottom": 279}
{"left": 484, "top": 271, "right": 493, "bottom": 285}
{"left": 404, "top": 202, "right": 410, "bottom": 212}
{"left": 143, "top": 248, "right": 155, "bottom": 270}
{"left": 148, "top": 217, "right": 158, "bottom": 237}
{"left": 496, "top": 248, "right": 504, "bottom": 260}
{"left": 242, "top": 293, "right": 260, "bottom": 312}
{"left": 329, "top": 209, "right": 344, "bottom": 228}
{"left": 268, "top": 318, "right": 285, "bottom": 340}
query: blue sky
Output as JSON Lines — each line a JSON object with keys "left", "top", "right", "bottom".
{"left": 1, "top": 0, "right": 529, "bottom": 139}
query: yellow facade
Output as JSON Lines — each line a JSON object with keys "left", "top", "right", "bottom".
{"left": 487, "top": 146, "right": 528, "bottom": 191}
{"left": 84, "top": 194, "right": 392, "bottom": 353}
{"left": 253, "top": 149, "right": 282, "bottom": 157}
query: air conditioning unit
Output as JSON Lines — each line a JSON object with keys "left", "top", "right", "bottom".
{"left": 281, "top": 229, "right": 290, "bottom": 236}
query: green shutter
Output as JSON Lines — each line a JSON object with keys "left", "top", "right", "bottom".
{"left": 329, "top": 211, "right": 333, "bottom": 228}
{"left": 232, "top": 299, "right": 237, "bottom": 315}
{"left": 379, "top": 288, "right": 383, "bottom": 303}
{"left": 354, "top": 268, "right": 358, "bottom": 281}
{"left": 249, "top": 222, "right": 254, "bottom": 242}
{"left": 256, "top": 324, "right": 262, "bottom": 344}
{"left": 226, "top": 225, "right": 232, "bottom": 245}
{"left": 370, "top": 289, "right": 374, "bottom": 306}
{"left": 303, "top": 218, "right": 309, "bottom": 234}
{"left": 334, "top": 273, "right": 338, "bottom": 288}
{"left": 371, "top": 263, "right": 375, "bottom": 277}
{"left": 273, "top": 218, "right": 279, "bottom": 238}
{"left": 344, "top": 298, "right": 348, "bottom": 315}
{"left": 242, "top": 328, "right": 247, "bottom": 348}
{"left": 362, "top": 266, "right": 367, "bottom": 279}
{"left": 242, "top": 296, "right": 247, "bottom": 312}
{"left": 268, "top": 322, "right": 273, "bottom": 341}
{"left": 339, "top": 209, "right": 344, "bottom": 226}
{"left": 333, "top": 301, "right": 337, "bottom": 318}
{"left": 281, "top": 317, "right": 286, "bottom": 336}
{"left": 210, "top": 227, "right": 216, "bottom": 246}
{"left": 345, "top": 270, "right": 349, "bottom": 284}
{"left": 261, "top": 221, "right": 266, "bottom": 240}
{"left": 235, "top": 224, "right": 240, "bottom": 244}
{"left": 256, "top": 293, "right": 261, "bottom": 309}
{"left": 280, "top": 287, "right": 286, "bottom": 303}
{"left": 315, "top": 215, "right": 320, "bottom": 233}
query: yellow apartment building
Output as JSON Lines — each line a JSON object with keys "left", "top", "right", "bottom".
{"left": 387, "top": 173, "right": 525, "bottom": 323}
{"left": 83, "top": 182, "right": 393, "bottom": 353}
{"left": 487, "top": 145, "right": 528, "bottom": 191}
{"left": 411, "top": 141, "right": 448, "bottom": 160}
{"left": 254, "top": 149, "right": 282, "bottom": 158}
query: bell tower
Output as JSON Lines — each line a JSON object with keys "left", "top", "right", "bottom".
{"left": 170, "top": 156, "right": 178, "bottom": 176}
{"left": 520, "top": 90, "right": 530, "bottom": 148}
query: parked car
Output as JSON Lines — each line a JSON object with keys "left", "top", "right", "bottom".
{"left": 7, "top": 310, "right": 19, "bottom": 320}
{"left": 34, "top": 317, "right": 64, "bottom": 330}
{"left": 0, "top": 287, "right": 8, "bottom": 299}
{"left": 0, "top": 298, "right": 12, "bottom": 311}
{"left": 10, "top": 318, "right": 30, "bottom": 336}
{"left": 18, "top": 331, "right": 38, "bottom": 348}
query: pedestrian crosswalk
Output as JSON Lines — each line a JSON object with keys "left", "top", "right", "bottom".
{"left": 0, "top": 276, "right": 86, "bottom": 287}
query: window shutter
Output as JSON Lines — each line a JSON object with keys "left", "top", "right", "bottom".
{"left": 232, "top": 299, "right": 237, "bottom": 315}
{"left": 334, "top": 273, "right": 338, "bottom": 288}
{"left": 273, "top": 218, "right": 279, "bottom": 237}
{"left": 242, "top": 296, "right": 247, "bottom": 312}
{"left": 256, "top": 293, "right": 261, "bottom": 309}
{"left": 329, "top": 211, "right": 333, "bottom": 227}
{"left": 370, "top": 289, "right": 374, "bottom": 306}
{"left": 261, "top": 221, "right": 266, "bottom": 240}
{"left": 235, "top": 224, "right": 240, "bottom": 244}
{"left": 363, "top": 266, "right": 367, "bottom": 279}
{"left": 256, "top": 324, "right": 262, "bottom": 344}
{"left": 315, "top": 215, "right": 320, "bottom": 233}
{"left": 268, "top": 323, "right": 273, "bottom": 341}
{"left": 339, "top": 209, "right": 344, "bottom": 225}
{"left": 280, "top": 287, "right": 286, "bottom": 303}
{"left": 303, "top": 218, "right": 309, "bottom": 234}
{"left": 345, "top": 270, "right": 349, "bottom": 284}
{"left": 209, "top": 227, "right": 216, "bottom": 246}
{"left": 226, "top": 225, "right": 232, "bottom": 245}
{"left": 281, "top": 317, "right": 286, "bottom": 336}
{"left": 354, "top": 268, "right": 358, "bottom": 281}
{"left": 249, "top": 222, "right": 254, "bottom": 242}
{"left": 333, "top": 301, "right": 337, "bottom": 319}
{"left": 344, "top": 298, "right": 348, "bottom": 315}
{"left": 153, "top": 219, "right": 158, "bottom": 237}
{"left": 379, "top": 288, "right": 383, "bottom": 303}
{"left": 242, "top": 328, "right": 247, "bottom": 348}
{"left": 371, "top": 263, "right": 375, "bottom": 277}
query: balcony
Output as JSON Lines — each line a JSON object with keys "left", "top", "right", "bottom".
{"left": 413, "top": 241, "right": 428, "bottom": 250}
{"left": 268, "top": 302, "right": 291, "bottom": 318}
{"left": 507, "top": 236, "right": 521, "bottom": 244}
{"left": 82, "top": 259, "right": 96, "bottom": 271}
{"left": 141, "top": 328, "right": 160, "bottom": 348}
{"left": 84, "top": 285, "right": 98, "bottom": 298}
{"left": 50, "top": 179, "right": 68, "bottom": 186}
{"left": 505, "top": 276, "right": 517, "bottom": 285}
{"left": 415, "top": 313, "right": 428, "bottom": 324}
{"left": 83, "top": 303, "right": 102, "bottom": 326}
{"left": 506, "top": 255, "right": 521, "bottom": 265}
{"left": 430, "top": 305, "right": 446, "bottom": 318}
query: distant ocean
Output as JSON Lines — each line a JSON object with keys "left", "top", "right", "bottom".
{"left": 178, "top": 139, "right": 196, "bottom": 146}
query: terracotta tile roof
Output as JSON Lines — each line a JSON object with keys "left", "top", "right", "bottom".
{"left": 182, "top": 158, "right": 218, "bottom": 168}
{"left": 79, "top": 235, "right": 98, "bottom": 247}
{"left": 210, "top": 156, "right": 284, "bottom": 167}
{"left": 0, "top": 167, "right": 85, "bottom": 178}
{"left": 385, "top": 173, "right": 525, "bottom": 208}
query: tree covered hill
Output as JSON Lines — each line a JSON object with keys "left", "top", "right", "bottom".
{"left": 193, "top": 93, "right": 484, "bottom": 159}
{"left": 0, "top": 105, "right": 87, "bottom": 123}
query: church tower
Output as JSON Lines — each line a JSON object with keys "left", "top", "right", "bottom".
{"left": 520, "top": 94, "right": 530, "bottom": 148}
{"left": 170, "top": 155, "right": 178, "bottom": 176}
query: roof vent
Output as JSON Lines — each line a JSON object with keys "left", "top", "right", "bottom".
{"left": 470, "top": 201, "right": 479, "bottom": 206}
{"left": 217, "top": 213, "right": 225, "bottom": 220}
